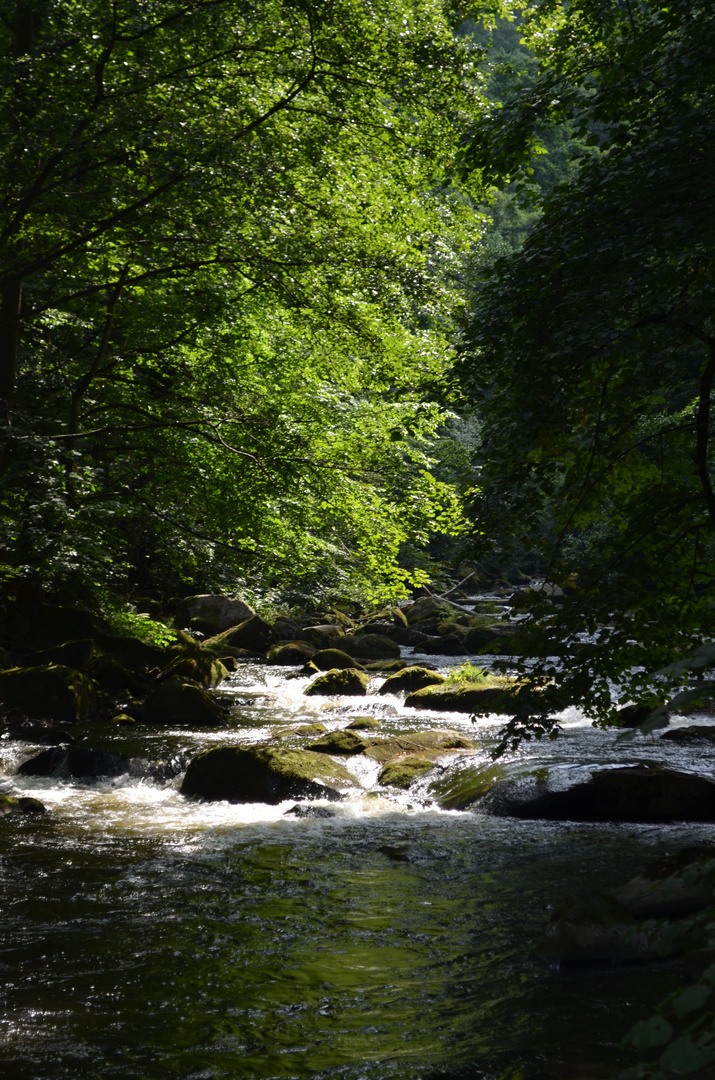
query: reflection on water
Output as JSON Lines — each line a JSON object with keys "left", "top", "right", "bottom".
{"left": 1, "top": 654, "right": 714, "bottom": 1079}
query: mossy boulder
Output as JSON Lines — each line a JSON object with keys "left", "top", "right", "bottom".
{"left": 205, "top": 614, "right": 279, "bottom": 655}
{"left": 378, "top": 755, "right": 438, "bottom": 789}
{"left": 310, "top": 648, "right": 364, "bottom": 671}
{"left": 273, "top": 722, "right": 328, "bottom": 738}
{"left": 429, "top": 762, "right": 508, "bottom": 810}
{"left": 346, "top": 717, "right": 380, "bottom": 730}
{"left": 306, "top": 730, "right": 369, "bottom": 755}
{"left": 403, "top": 597, "right": 456, "bottom": 625}
{"left": 332, "top": 634, "right": 400, "bottom": 660}
{"left": 180, "top": 745, "right": 356, "bottom": 803}
{"left": 304, "top": 668, "right": 369, "bottom": 697}
{"left": 0, "top": 794, "right": 46, "bottom": 816}
{"left": 176, "top": 594, "right": 255, "bottom": 636}
{"left": 90, "top": 655, "right": 149, "bottom": 695}
{"left": 364, "top": 729, "right": 475, "bottom": 764}
{"left": 660, "top": 725, "right": 715, "bottom": 743}
{"left": 420, "top": 634, "right": 469, "bottom": 656}
{"left": 17, "top": 745, "right": 131, "bottom": 779}
{"left": 0, "top": 665, "right": 98, "bottom": 722}
{"left": 158, "top": 652, "right": 228, "bottom": 687}
{"left": 142, "top": 677, "right": 225, "bottom": 726}
{"left": 378, "top": 667, "right": 446, "bottom": 696}
{"left": 266, "top": 642, "right": 316, "bottom": 665}
{"left": 404, "top": 682, "right": 514, "bottom": 714}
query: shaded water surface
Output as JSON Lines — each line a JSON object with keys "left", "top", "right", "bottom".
{"left": 1, "top": 656, "right": 713, "bottom": 1080}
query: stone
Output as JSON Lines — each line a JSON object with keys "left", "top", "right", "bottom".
{"left": 142, "top": 677, "right": 225, "bottom": 725}
{"left": 0, "top": 794, "right": 46, "bottom": 816}
{"left": 159, "top": 652, "right": 228, "bottom": 687}
{"left": 331, "top": 634, "right": 400, "bottom": 660}
{"left": 95, "top": 634, "right": 169, "bottom": 674}
{"left": 205, "top": 614, "right": 279, "bottom": 655}
{"left": 480, "top": 765, "right": 715, "bottom": 823}
{"left": 0, "top": 665, "right": 98, "bottom": 722}
{"left": 404, "top": 683, "right": 513, "bottom": 714}
{"left": 378, "top": 667, "right": 446, "bottom": 695}
{"left": 403, "top": 597, "right": 456, "bottom": 625}
{"left": 111, "top": 713, "right": 138, "bottom": 727}
{"left": 535, "top": 893, "right": 678, "bottom": 964}
{"left": 5, "top": 723, "right": 75, "bottom": 745}
{"left": 364, "top": 729, "right": 475, "bottom": 764}
{"left": 274, "top": 616, "right": 300, "bottom": 640}
{"left": 284, "top": 804, "right": 336, "bottom": 819}
{"left": 660, "top": 725, "right": 715, "bottom": 743}
{"left": 378, "top": 755, "right": 438, "bottom": 789}
{"left": 430, "top": 762, "right": 508, "bottom": 811}
{"left": 304, "top": 668, "right": 369, "bottom": 696}
{"left": 17, "top": 745, "right": 131, "bottom": 779}
{"left": 180, "top": 745, "right": 356, "bottom": 803}
{"left": 310, "top": 648, "right": 364, "bottom": 671}
{"left": 90, "top": 655, "right": 149, "bottom": 695}
{"left": 462, "top": 623, "right": 521, "bottom": 655}
{"left": 612, "top": 847, "right": 715, "bottom": 918}
{"left": 177, "top": 594, "right": 255, "bottom": 635}
{"left": 273, "top": 722, "right": 328, "bottom": 738}
{"left": 266, "top": 642, "right": 316, "bottom": 665}
{"left": 418, "top": 635, "right": 468, "bottom": 656}
{"left": 306, "top": 730, "right": 368, "bottom": 755}
{"left": 346, "top": 717, "right": 380, "bottom": 730}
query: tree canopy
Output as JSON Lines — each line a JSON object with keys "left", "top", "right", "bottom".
{"left": 457, "top": 0, "right": 715, "bottom": 745}
{"left": 0, "top": 0, "right": 500, "bottom": 605}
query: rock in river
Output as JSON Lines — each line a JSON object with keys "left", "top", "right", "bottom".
{"left": 404, "top": 682, "right": 513, "bottom": 714}
{"left": 180, "top": 745, "right": 356, "bottom": 803}
{"left": 304, "top": 668, "right": 369, "bottom": 696}
{"left": 378, "top": 666, "right": 445, "bottom": 695}
{"left": 18, "top": 745, "right": 131, "bottom": 779}
{"left": 142, "top": 677, "right": 225, "bottom": 726}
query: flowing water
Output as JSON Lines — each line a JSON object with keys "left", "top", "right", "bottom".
{"left": 2, "top": 650, "right": 715, "bottom": 1080}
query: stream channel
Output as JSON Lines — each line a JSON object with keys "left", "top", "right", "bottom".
{"left": 1, "top": 645, "right": 714, "bottom": 1080}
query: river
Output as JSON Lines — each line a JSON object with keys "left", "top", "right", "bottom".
{"left": 1, "top": 650, "right": 713, "bottom": 1080}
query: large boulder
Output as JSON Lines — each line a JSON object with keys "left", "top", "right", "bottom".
{"left": 142, "top": 677, "right": 225, "bottom": 725}
{"left": 660, "top": 725, "right": 715, "bottom": 743}
{"left": 17, "top": 745, "right": 131, "bottom": 779}
{"left": 205, "top": 614, "right": 279, "bottom": 655}
{"left": 310, "top": 648, "right": 364, "bottom": 671}
{"left": 0, "top": 794, "right": 46, "bottom": 816}
{"left": 403, "top": 597, "right": 456, "bottom": 626}
{"left": 331, "top": 634, "right": 400, "bottom": 660}
{"left": 364, "top": 729, "right": 475, "bottom": 764}
{"left": 158, "top": 652, "right": 228, "bottom": 687}
{"left": 180, "top": 745, "right": 356, "bottom": 803}
{"left": 404, "top": 682, "right": 514, "bottom": 714}
{"left": 266, "top": 642, "right": 315, "bottom": 665}
{"left": 304, "top": 668, "right": 369, "bottom": 696}
{"left": 378, "top": 755, "right": 439, "bottom": 789}
{"left": 306, "top": 730, "right": 369, "bottom": 755}
{"left": 479, "top": 765, "right": 715, "bottom": 823}
{"left": 176, "top": 594, "right": 255, "bottom": 636}
{"left": 0, "top": 665, "right": 98, "bottom": 722}
{"left": 419, "top": 634, "right": 469, "bottom": 656}
{"left": 378, "top": 667, "right": 446, "bottom": 695}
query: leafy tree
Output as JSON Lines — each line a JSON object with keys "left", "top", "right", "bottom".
{"left": 0, "top": 0, "right": 496, "bottom": 604}
{"left": 457, "top": 0, "right": 715, "bottom": 747}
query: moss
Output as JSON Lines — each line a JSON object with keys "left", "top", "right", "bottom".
{"left": 266, "top": 642, "right": 316, "bottom": 665}
{"left": 307, "top": 730, "right": 368, "bottom": 755}
{"left": 0, "top": 794, "right": 46, "bottom": 816}
{"left": 310, "top": 648, "right": 364, "bottom": 671}
{"left": 304, "top": 668, "right": 369, "bottom": 697}
{"left": 346, "top": 717, "right": 380, "bottom": 730}
{"left": 180, "top": 744, "right": 356, "bottom": 802}
{"left": 429, "top": 763, "right": 508, "bottom": 810}
{"left": 378, "top": 667, "right": 446, "bottom": 696}
{"left": 378, "top": 755, "right": 437, "bottom": 789}
{"left": 404, "top": 681, "right": 515, "bottom": 714}
{"left": 364, "top": 729, "right": 474, "bottom": 763}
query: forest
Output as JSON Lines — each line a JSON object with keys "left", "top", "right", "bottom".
{"left": 1, "top": 1, "right": 715, "bottom": 1078}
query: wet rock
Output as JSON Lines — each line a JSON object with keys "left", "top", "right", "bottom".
{"left": 17, "top": 745, "right": 131, "bottom": 779}
{"left": 142, "top": 676, "right": 225, "bottom": 725}
{"left": 363, "top": 659, "right": 409, "bottom": 673}
{"left": 176, "top": 594, "right": 255, "bottom": 636}
{"left": 205, "top": 614, "right": 279, "bottom": 655}
{"left": 403, "top": 597, "right": 456, "bottom": 625}
{"left": 159, "top": 652, "right": 228, "bottom": 687}
{"left": 0, "top": 665, "right": 98, "bottom": 722}
{"left": 5, "top": 722, "right": 75, "bottom": 745}
{"left": 420, "top": 634, "right": 469, "bottom": 656}
{"left": 660, "top": 725, "right": 715, "bottom": 743}
{"left": 180, "top": 745, "right": 356, "bottom": 803}
{"left": 378, "top": 755, "right": 438, "bottom": 789}
{"left": 404, "top": 683, "right": 513, "bottom": 714}
{"left": 304, "top": 668, "right": 369, "bottom": 697}
{"left": 274, "top": 616, "right": 300, "bottom": 640}
{"left": 306, "top": 730, "right": 369, "bottom": 755}
{"left": 429, "top": 762, "right": 508, "bottom": 811}
{"left": 535, "top": 892, "right": 677, "bottom": 964}
{"left": 612, "top": 847, "right": 715, "bottom": 918}
{"left": 379, "top": 667, "right": 446, "bottom": 696}
{"left": 266, "top": 642, "right": 316, "bottom": 665}
{"left": 480, "top": 765, "right": 715, "bottom": 823}
{"left": 346, "top": 717, "right": 380, "bottom": 730}
{"left": 284, "top": 804, "right": 336, "bottom": 819}
{"left": 310, "top": 648, "right": 364, "bottom": 671}
{"left": 294, "top": 627, "right": 334, "bottom": 648}
{"left": 332, "top": 634, "right": 401, "bottom": 660}
{"left": 273, "top": 722, "right": 328, "bottom": 738}
{"left": 0, "top": 794, "right": 46, "bottom": 816}
{"left": 364, "top": 729, "right": 474, "bottom": 764}
{"left": 110, "top": 713, "right": 138, "bottom": 727}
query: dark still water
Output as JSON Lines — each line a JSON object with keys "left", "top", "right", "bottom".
{"left": 2, "top": 659, "right": 713, "bottom": 1080}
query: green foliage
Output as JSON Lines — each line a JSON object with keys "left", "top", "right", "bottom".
{"left": 457, "top": 0, "right": 715, "bottom": 750}
{"left": 0, "top": 0, "right": 499, "bottom": 604}
{"left": 443, "top": 662, "right": 490, "bottom": 684}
